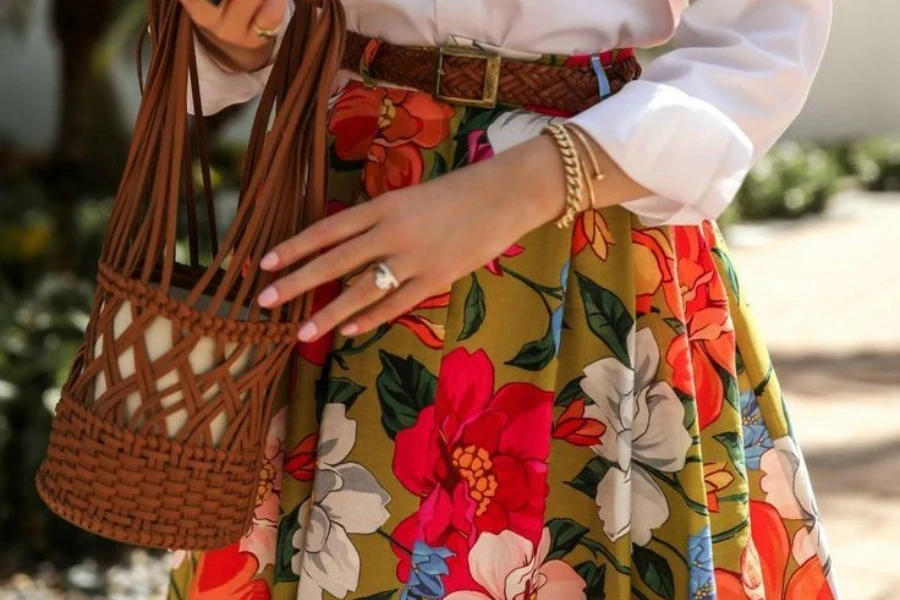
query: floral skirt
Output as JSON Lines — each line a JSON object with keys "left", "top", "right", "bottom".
{"left": 167, "top": 80, "right": 840, "bottom": 600}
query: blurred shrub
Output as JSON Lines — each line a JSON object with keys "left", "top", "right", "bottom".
{"left": 846, "top": 137, "right": 900, "bottom": 192}
{"left": 731, "top": 141, "right": 847, "bottom": 222}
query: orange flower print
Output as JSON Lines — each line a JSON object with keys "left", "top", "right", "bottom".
{"left": 551, "top": 398, "right": 606, "bottom": 447}
{"left": 666, "top": 226, "right": 736, "bottom": 430}
{"left": 572, "top": 210, "right": 614, "bottom": 261}
{"left": 188, "top": 544, "right": 270, "bottom": 600}
{"left": 714, "top": 501, "right": 834, "bottom": 600}
{"left": 630, "top": 228, "right": 679, "bottom": 316}
{"left": 329, "top": 83, "right": 456, "bottom": 198}
{"left": 393, "top": 292, "right": 451, "bottom": 349}
{"left": 703, "top": 461, "right": 735, "bottom": 513}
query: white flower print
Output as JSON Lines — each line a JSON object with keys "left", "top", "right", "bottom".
{"left": 444, "top": 528, "right": 586, "bottom": 600}
{"left": 580, "top": 327, "right": 692, "bottom": 546}
{"left": 760, "top": 436, "right": 833, "bottom": 568}
{"left": 291, "top": 404, "right": 391, "bottom": 600}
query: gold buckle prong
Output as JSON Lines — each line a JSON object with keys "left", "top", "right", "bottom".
{"left": 434, "top": 46, "right": 502, "bottom": 109}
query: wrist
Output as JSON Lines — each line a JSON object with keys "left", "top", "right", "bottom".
{"left": 495, "top": 135, "right": 570, "bottom": 230}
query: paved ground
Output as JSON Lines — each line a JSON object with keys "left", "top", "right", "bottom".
{"left": 728, "top": 192, "right": 900, "bottom": 600}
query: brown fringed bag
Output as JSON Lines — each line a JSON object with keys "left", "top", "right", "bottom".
{"left": 35, "top": 0, "right": 346, "bottom": 550}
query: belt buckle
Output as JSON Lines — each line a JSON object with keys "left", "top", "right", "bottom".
{"left": 434, "top": 46, "right": 501, "bottom": 109}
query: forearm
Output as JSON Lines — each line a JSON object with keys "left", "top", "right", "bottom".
{"left": 487, "top": 134, "right": 651, "bottom": 233}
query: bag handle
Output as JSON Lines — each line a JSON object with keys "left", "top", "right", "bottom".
{"left": 102, "top": 0, "right": 345, "bottom": 329}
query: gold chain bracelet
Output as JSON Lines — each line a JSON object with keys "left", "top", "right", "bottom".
{"left": 542, "top": 123, "right": 589, "bottom": 228}
{"left": 565, "top": 123, "right": 605, "bottom": 210}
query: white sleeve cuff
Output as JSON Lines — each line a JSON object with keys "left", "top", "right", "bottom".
{"left": 567, "top": 79, "right": 753, "bottom": 225}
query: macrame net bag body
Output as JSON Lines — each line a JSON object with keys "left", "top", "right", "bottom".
{"left": 35, "top": 0, "right": 346, "bottom": 550}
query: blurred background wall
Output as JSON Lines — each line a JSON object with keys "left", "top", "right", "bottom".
{"left": 1, "top": 0, "right": 898, "bottom": 598}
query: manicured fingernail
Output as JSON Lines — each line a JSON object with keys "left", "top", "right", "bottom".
{"left": 260, "top": 252, "right": 279, "bottom": 270}
{"left": 297, "top": 321, "right": 318, "bottom": 342}
{"left": 257, "top": 287, "right": 278, "bottom": 307}
{"left": 340, "top": 322, "right": 359, "bottom": 336}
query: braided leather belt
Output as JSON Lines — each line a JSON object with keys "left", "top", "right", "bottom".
{"left": 341, "top": 31, "right": 641, "bottom": 114}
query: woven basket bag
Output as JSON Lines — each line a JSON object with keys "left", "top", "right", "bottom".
{"left": 35, "top": 0, "right": 346, "bottom": 550}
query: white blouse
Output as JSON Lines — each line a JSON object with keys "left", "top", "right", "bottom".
{"left": 193, "top": 0, "right": 832, "bottom": 225}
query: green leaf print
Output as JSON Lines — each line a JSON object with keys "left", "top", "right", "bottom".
{"left": 711, "top": 247, "right": 741, "bottom": 303}
{"left": 458, "top": 274, "right": 486, "bottom": 341}
{"left": 632, "top": 545, "right": 676, "bottom": 600}
{"left": 376, "top": 350, "right": 438, "bottom": 439}
{"left": 505, "top": 323, "right": 555, "bottom": 371}
{"left": 327, "top": 377, "right": 366, "bottom": 408}
{"left": 430, "top": 152, "right": 449, "bottom": 178}
{"left": 555, "top": 376, "right": 586, "bottom": 407}
{"left": 329, "top": 143, "right": 365, "bottom": 172}
{"left": 575, "top": 271, "right": 634, "bottom": 368}
{"left": 721, "top": 364, "right": 741, "bottom": 412}
{"left": 316, "top": 376, "right": 366, "bottom": 422}
{"left": 357, "top": 591, "right": 398, "bottom": 600}
{"left": 575, "top": 562, "right": 608, "bottom": 600}
{"left": 458, "top": 107, "right": 506, "bottom": 136}
{"left": 713, "top": 431, "right": 747, "bottom": 478}
{"left": 546, "top": 518, "right": 590, "bottom": 560}
{"left": 275, "top": 503, "right": 302, "bottom": 583}
{"left": 681, "top": 396, "right": 697, "bottom": 431}
{"left": 565, "top": 456, "right": 615, "bottom": 499}
{"left": 663, "top": 317, "right": 686, "bottom": 335}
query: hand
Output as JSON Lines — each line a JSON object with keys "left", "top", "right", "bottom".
{"left": 177, "top": 0, "right": 287, "bottom": 72}
{"left": 255, "top": 135, "right": 569, "bottom": 342}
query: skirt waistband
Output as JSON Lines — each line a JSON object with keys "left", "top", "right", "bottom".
{"left": 341, "top": 31, "right": 641, "bottom": 115}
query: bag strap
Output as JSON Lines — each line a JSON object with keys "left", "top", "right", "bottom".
{"left": 101, "top": 0, "right": 346, "bottom": 329}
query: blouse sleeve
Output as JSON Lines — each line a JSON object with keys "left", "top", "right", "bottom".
{"left": 187, "top": 4, "right": 293, "bottom": 116}
{"left": 567, "top": 0, "right": 832, "bottom": 225}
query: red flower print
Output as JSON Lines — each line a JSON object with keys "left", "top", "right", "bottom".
{"left": 392, "top": 348, "right": 553, "bottom": 592}
{"left": 714, "top": 501, "right": 834, "bottom": 600}
{"left": 296, "top": 200, "right": 348, "bottom": 367}
{"left": 484, "top": 244, "right": 525, "bottom": 276}
{"left": 551, "top": 398, "right": 606, "bottom": 447}
{"left": 393, "top": 292, "right": 451, "bottom": 349}
{"left": 329, "top": 83, "right": 455, "bottom": 198}
{"left": 572, "top": 210, "right": 614, "bottom": 261}
{"left": 284, "top": 431, "right": 318, "bottom": 483}
{"left": 188, "top": 544, "right": 270, "bottom": 600}
{"left": 666, "top": 226, "right": 736, "bottom": 430}
{"left": 391, "top": 512, "right": 481, "bottom": 595}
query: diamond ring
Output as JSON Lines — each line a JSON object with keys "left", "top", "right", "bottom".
{"left": 373, "top": 261, "right": 400, "bottom": 292}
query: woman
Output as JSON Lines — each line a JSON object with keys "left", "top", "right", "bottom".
{"left": 168, "top": 0, "right": 837, "bottom": 598}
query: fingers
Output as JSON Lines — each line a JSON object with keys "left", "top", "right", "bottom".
{"left": 298, "top": 270, "right": 390, "bottom": 341}
{"left": 339, "top": 279, "right": 434, "bottom": 338}
{"left": 260, "top": 200, "right": 384, "bottom": 272}
{"left": 257, "top": 230, "right": 385, "bottom": 309}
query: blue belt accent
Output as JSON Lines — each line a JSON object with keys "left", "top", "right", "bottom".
{"left": 591, "top": 54, "right": 612, "bottom": 99}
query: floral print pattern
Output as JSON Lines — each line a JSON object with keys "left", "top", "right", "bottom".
{"left": 168, "top": 82, "right": 839, "bottom": 599}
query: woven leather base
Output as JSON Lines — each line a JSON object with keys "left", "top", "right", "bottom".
{"left": 35, "top": 396, "right": 262, "bottom": 550}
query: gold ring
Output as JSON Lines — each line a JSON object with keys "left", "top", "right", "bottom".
{"left": 253, "top": 24, "right": 278, "bottom": 39}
